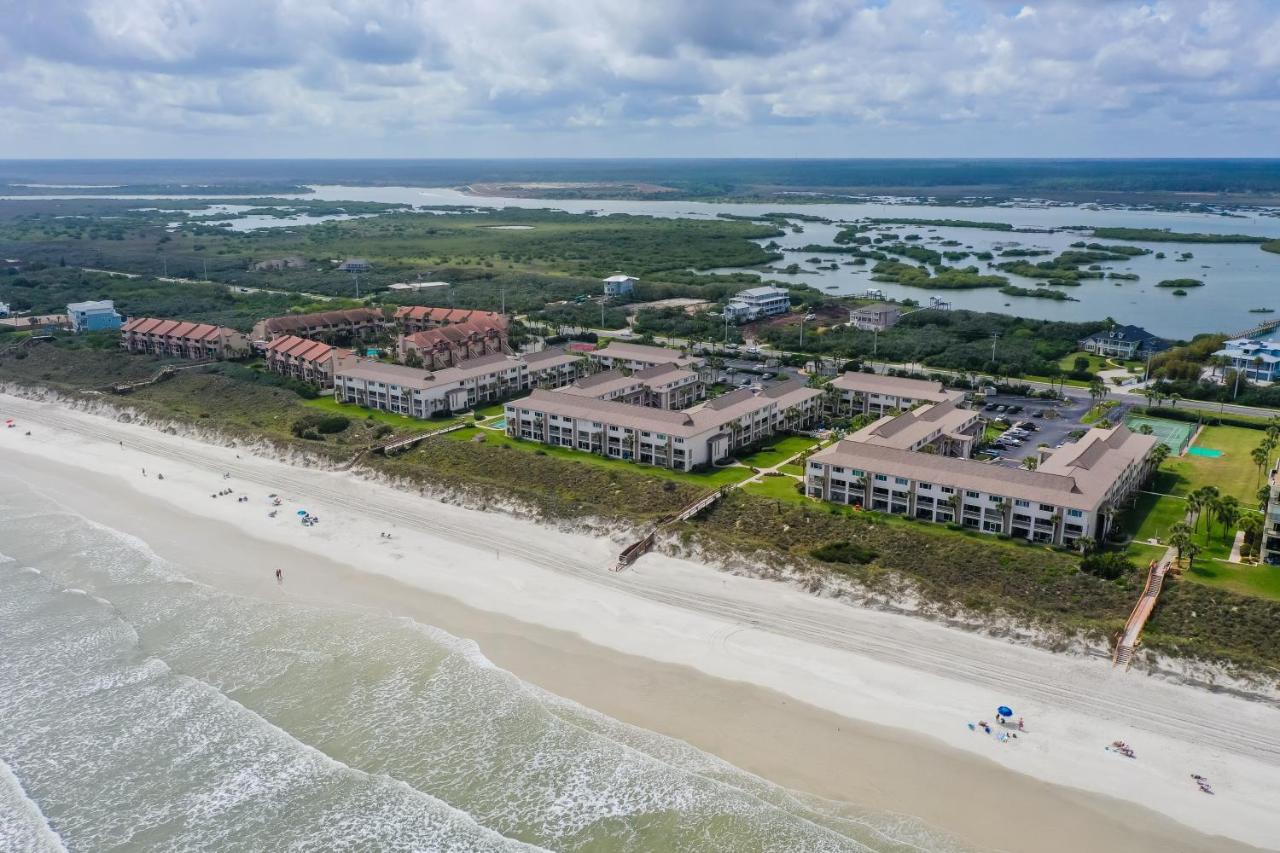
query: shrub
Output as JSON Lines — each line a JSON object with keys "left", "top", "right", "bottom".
{"left": 1080, "top": 552, "right": 1135, "bottom": 580}
{"left": 290, "top": 413, "right": 349, "bottom": 438}
{"left": 811, "top": 541, "right": 879, "bottom": 565}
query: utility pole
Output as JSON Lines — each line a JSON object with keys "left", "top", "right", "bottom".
{"left": 799, "top": 315, "right": 806, "bottom": 348}
{"left": 352, "top": 273, "right": 360, "bottom": 300}
{"left": 872, "top": 328, "right": 878, "bottom": 359}
{"left": 990, "top": 332, "right": 1000, "bottom": 364}
{"left": 202, "top": 258, "right": 208, "bottom": 280}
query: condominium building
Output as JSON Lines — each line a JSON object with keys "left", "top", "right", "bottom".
{"left": 846, "top": 399, "right": 981, "bottom": 458}
{"left": 334, "top": 348, "right": 582, "bottom": 417}
{"left": 602, "top": 274, "right": 638, "bottom": 297}
{"left": 1213, "top": 337, "right": 1280, "bottom": 383}
{"left": 393, "top": 306, "right": 508, "bottom": 335}
{"left": 806, "top": 423, "right": 1157, "bottom": 546}
{"left": 252, "top": 308, "right": 386, "bottom": 343}
{"left": 505, "top": 379, "right": 821, "bottom": 471}
{"left": 723, "top": 285, "right": 790, "bottom": 323}
{"left": 849, "top": 302, "right": 902, "bottom": 332}
{"left": 584, "top": 341, "right": 707, "bottom": 375}
{"left": 264, "top": 335, "right": 350, "bottom": 388}
{"left": 120, "top": 317, "right": 250, "bottom": 360}
{"left": 559, "top": 363, "right": 704, "bottom": 410}
{"left": 824, "top": 372, "right": 964, "bottom": 418}
{"left": 397, "top": 317, "right": 509, "bottom": 369}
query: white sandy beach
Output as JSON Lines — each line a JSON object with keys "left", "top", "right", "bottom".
{"left": 2, "top": 391, "right": 1278, "bottom": 852}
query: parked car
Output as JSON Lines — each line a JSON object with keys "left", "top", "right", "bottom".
{"left": 984, "top": 403, "right": 998, "bottom": 411}
{"left": 995, "top": 405, "right": 1008, "bottom": 413}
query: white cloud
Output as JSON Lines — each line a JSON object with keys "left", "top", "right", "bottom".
{"left": 0, "top": 0, "right": 1277, "bottom": 156}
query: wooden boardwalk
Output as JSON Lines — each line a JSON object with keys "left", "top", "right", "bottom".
{"left": 110, "top": 361, "right": 213, "bottom": 394}
{"left": 374, "top": 421, "right": 468, "bottom": 455}
{"left": 1229, "top": 317, "right": 1280, "bottom": 339}
{"left": 613, "top": 485, "right": 730, "bottom": 572}
{"left": 1113, "top": 547, "right": 1174, "bottom": 669}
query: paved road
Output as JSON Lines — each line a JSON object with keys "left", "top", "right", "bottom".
{"left": 7, "top": 393, "right": 1280, "bottom": 769}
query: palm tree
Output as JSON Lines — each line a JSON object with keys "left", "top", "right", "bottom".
{"left": 1186, "top": 489, "right": 1205, "bottom": 532}
{"left": 946, "top": 493, "right": 962, "bottom": 522}
{"left": 1239, "top": 513, "right": 1263, "bottom": 560}
{"left": 1076, "top": 536, "right": 1096, "bottom": 555}
{"left": 1216, "top": 495, "right": 1241, "bottom": 543}
{"left": 1150, "top": 443, "right": 1170, "bottom": 467}
{"left": 1169, "top": 392, "right": 1182, "bottom": 409}
{"left": 1087, "top": 378, "right": 1107, "bottom": 405}
{"left": 1185, "top": 541, "right": 1202, "bottom": 571}
{"left": 1252, "top": 445, "right": 1270, "bottom": 487}
{"left": 1258, "top": 484, "right": 1273, "bottom": 512}
{"left": 1168, "top": 523, "right": 1192, "bottom": 563}
{"left": 1021, "top": 456, "right": 1038, "bottom": 471}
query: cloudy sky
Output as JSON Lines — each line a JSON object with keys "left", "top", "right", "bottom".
{"left": 1, "top": 0, "right": 1277, "bottom": 158}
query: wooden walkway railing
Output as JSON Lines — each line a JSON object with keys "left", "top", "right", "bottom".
{"left": 1113, "top": 549, "right": 1174, "bottom": 669}
{"left": 110, "top": 361, "right": 213, "bottom": 394}
{"left": 613, "top": 485, "right": 730, "bottom": 572}
{"left": 1230, "top": 317, "right": 1280, "bottom": 339}
{"left": 374, "top": 421, "right": 469, "bottom": 455}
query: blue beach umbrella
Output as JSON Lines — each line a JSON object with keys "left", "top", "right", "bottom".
{"left": 297, "top": 510, "right": 308, "bottom": 516}
{"left": 997, "top": 705, "right": 1014, "bottom": 717}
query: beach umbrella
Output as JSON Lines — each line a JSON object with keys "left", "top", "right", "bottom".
{"left": 997, "top": 705, "right": 1014, "bottom": 717}
{"left": 296, "top": 510, "right": 308, "bottom": 516}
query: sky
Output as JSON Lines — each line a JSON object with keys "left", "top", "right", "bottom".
{"left": 1, "top": 0, "right": 1278, "bottom": 158}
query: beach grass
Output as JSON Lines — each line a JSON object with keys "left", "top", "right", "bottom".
{"left": 302, "top": 396, "right": 463, "bottom": 431}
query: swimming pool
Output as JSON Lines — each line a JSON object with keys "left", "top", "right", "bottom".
{"left": 489, "top": 418, "right": 506, "bottom": 429}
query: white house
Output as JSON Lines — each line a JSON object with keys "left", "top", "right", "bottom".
{"left": 603, "top": 274, "right": 638, "bottom": 297}
{"left": 0, "top": 301, "right": 9, "bottom": 318}
{"left": 1213, "top": 337, "right": 1280, "bottom": 382}
{"left": 723, "top": 285, "right": 790, "bottom": 323}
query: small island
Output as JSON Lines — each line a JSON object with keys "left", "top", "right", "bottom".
{"left": 1155, "top": 278, "right": 1205, "bottom": 288}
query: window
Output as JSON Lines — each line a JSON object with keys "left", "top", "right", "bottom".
{"left": 1039, "top": 504, "right": 1055, "bottom": 513}
{"left": 1014, "top": 499, "right": 1030, "bottom": 508}
{"left": 833, "top": 466, "right": 844, "bottom": 474}
{"left": 1067, "top": 509, "right": 1083, "bottom": 518}
{"left": 989, "top": 495, "right": 1002, "bottom": 503}
{"left": 895, "top": 477, "right": 909, "bottom": 486}
{"left": 940, "top": 486, "right": 955, "bottom": 494}
{"left": 919, "top": 483, "right": 932, "bottom": 490}
{"left": 852, "top": 470, "right": 864, "bottom": 478}
{"left": 966, "top": 490, "right": 980, "bottom": 498}
{"left": 874, "top": 474, "right": 887, "bottom": 481}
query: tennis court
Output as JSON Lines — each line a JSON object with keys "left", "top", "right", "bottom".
{"left": 1125, "top": 415, "right": 1195, "bottom": 454}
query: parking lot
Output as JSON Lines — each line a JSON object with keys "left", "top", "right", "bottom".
{"left": 979, "top": 391, "right": 1133, "bottom": 466}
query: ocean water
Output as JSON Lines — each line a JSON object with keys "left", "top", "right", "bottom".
{"left": 0, "top": 479, "right": 966, "bottom": 852}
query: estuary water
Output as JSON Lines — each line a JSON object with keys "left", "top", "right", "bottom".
{"left": 0, "top": 478, "right": 961, "bottom": 853}
{"left": 303, "top": 185, "right": 1280, "bottom": 340}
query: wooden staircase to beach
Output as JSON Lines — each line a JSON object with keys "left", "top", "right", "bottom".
{"left": 374, "top": 420, "right": 469, "bottom": 456}
{"left": 110, "top": 360, "right": 213, "bottom": 394}
{"left": 613, "top": 486, "right": 730, "bottom": 572}
{"left": 1113, "top": 549, "right": 1173, "bottom": 669}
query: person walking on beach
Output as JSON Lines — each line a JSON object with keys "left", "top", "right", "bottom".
{"left": 275, "top": 568, "right": 283, "bottom": 584}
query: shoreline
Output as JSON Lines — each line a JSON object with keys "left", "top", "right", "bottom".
{"left": 2, "top": 393, "right": 1278, "bottom": 851}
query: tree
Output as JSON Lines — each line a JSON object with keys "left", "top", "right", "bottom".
{"left": 1139, "top": 424, "right": 1154, "bottom": 435}
{"left": 1021, "top": 456, "right": 1038, "bottom": 471}
{"left": 1252, "top": 444, "right": 1271, "bottom": 487}
{"left": 1073, "top": 355, "right": 1090, "bottom": 373}
{"left": 1258, "top": 484, "right": 1272, "bottom": 512}
{"left": 1168, "top": 522, "right": 1192, "bottom": 562}
{"left": 1150, "top": 443, "right": 1170, "bottom": 467}
{"left": 1087, "top": 378, "right": 1108, "bottom": 405}
{"left": 1169, "top": 392, "right": 1182, "bottom": 408}
{"left": 1185, "top": 541, "right": 1202, "bottom": 571}
{"left": 1186, "top": 489, "right": 1206, "bottom": 532}
{"left": 1239, "top": 512, "right": 1263, "bottom": 559}
{"left": 1216, "top": 495, "right": 1241, "bottom": 543}
{"left": 1076, "top": 535, "right": 1096, "bottom": 555}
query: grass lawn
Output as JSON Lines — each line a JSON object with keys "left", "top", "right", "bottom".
{"left": 735, "top": 435, "right": 818, "bottom": 469}
{"left": 1183, "top": 561, "right": 1280, "bottom": 602}
{"left": 741, "top": 474, "right": 807, "bottom": 502}
{"left": 1058, "top": 351, "right": 1110, "bottom": 373}
{"left": 473, "top": 402, "right": 507, "bottom": 419}
{"left": 444, "top": 427, "right": 755, "bottom": 488}
{"left": 1121, "top": 492, "right": 1188, "bottom": 544}
{"left": 303, "top": 397, "right": 461, "bottom": 431}
{"left": 1162, "top": 424, "right": 1267, "bottom": 502}
{"left": 778, "top": 462, "right": 806, "bottom": 476}
{"left": 1122, "top": 541, "right": 1169, "bottom": 566}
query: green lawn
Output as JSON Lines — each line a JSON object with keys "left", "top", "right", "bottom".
{"left": 302, "top": 396, "right": 463, "bottom": 431}
{"left": 1122, "top": 541, "right": 1169, "bottom": 567}
{"left": 735, "top": 435, "right": 818, "bottom": 469}
{"left": 444, "top": 427, "right": 755, "bottom": 488}
{"left": 474, "top": 402, "right": 507, "bottom": 419}
{"left": 1162, "top": 424, "right": 1266, "bottom": 502}
{"left": 741, "top": 474, "right": 807, "bottom": 502}
{"left": 1184, "top": 562, "right": 1280, "bottom": 601}
{"left": 778, "top": 462, "right": 806, "bottom": 476}
{"left": 1058, "top": 351, "right": 1110, "bottom": 373}
{"left": 1120, "top": 492, "right": 1188, "bottom": 544}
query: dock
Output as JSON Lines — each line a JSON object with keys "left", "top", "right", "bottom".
{"left": 1229, "top": 317, "right": 1280, "bottom": 339}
